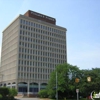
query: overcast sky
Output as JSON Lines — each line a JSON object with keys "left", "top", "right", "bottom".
{"left": 0, "top": 0, "right": 100, "bottom": 69}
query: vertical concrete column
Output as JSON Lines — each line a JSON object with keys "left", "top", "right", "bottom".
{"left": 27, "top": 81, "right": 30, "bottom": 96}
{"left": 38, "top": 82, "right": 41, "bottom": 92}
{"left": 11, "top": 83, "right": 12, "bottom": 88}
{"left": 15, "top": 82, "right": 18, "bottom": 90}
{"left": 16, "top": 82, "right": 19, "bottom": 95}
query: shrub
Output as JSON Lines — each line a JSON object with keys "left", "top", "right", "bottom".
{"left": 0, "top": 87, "right": 9, "bottom": 97}
{"left": 0, "top": 87, "right": 17, "bottom": 100}
{"left": 9, "top": 88, "right": 17, "bottom": 97}
{"left": 38, "top": 89, "right": 48, "bottom": 98}
{"left": 0, "top": 94, "right": 2, "bottom": 98}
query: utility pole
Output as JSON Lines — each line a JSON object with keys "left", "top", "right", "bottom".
{"left": 76, "top": 89, "right": 79, "bottom": 100}
{"left": 56, "top": 71, "right": 58, "bottom": 100}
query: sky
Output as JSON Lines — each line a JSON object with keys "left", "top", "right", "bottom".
{"left": 0, "top": 0, "right": 100, "bottom": 70}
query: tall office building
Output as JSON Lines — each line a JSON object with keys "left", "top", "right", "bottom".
{"left": 0, "top": 10, "right": 67, "bottom": 96}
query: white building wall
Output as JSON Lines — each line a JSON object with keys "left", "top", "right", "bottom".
{"left": 0, "top": 14, "right": 67, "bottom": 94}
{"left": 1, "top": 18, "right": 20, "bottom": 82}
{"left": 17, "top": 15, "right": 67, "bottom": 83}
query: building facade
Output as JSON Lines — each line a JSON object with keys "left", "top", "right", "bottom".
{"left": 0, "top": 10, "right": 67, "bottom": 96}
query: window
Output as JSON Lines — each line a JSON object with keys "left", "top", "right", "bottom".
{"left": 30, "top": 61, "right": 32, "bottom": 66}
{"left": 24, "top": 73, "right": 26, "bottom": 78}
{"left": 28, "top": 21, "right": 30, "bottom": 25}
{"left": 27, "top": 67, "right": 29, "bottom": 71}
{"left": 34, "top": 23, "right": 36, "bottom": 27}
{"left": 30, "top": 67, "right": 32, "bottom": 72}
{"left": 26, "top": 21, "right": 28, "bottom": 25}
{"left": 33, "top": 67, "right": 34, "bottom": 72}
{"left": 20, "top": 30, "right": 22, "bottom": 34}
{"left": 23, "top": 31, "right": 25, "bottom": 35}
{"left": 19, "top": 60, "right": 20, "bottom": 64}
{"left": 38, "top": 24, "right": 40, "bottom": 28}
{"left": 22, "top": 60, "right": 23, "bottom": 65}
{"left": 18, "top": 73, "right": 20, "bottom": 77}
{"left": 31, "top": 22, "right": 33, "bottom": 26}
{"left": 21, "top": 67, "right": 23, "bottom": 71}
{"left": 22, "top": 20, "right": 24, "bottom": 24}
{"left": 20, "top": 19, "right": 23, "bottom": 23}
{"left": 27, "top": 61, "right": 29, "bottom": 65}
{"left": 24, "top": 67, "right": 26, "bottom": 71}
{"left": 27, "top": 73, "right": 29, "bottom": 77}
{"left": 41, "top": 25, "right": 42, "bottom": 28}
{"left": 33, "top": 74, "right": 34, "bottom": 78}
{"left": 25, "top": 61, "right": 26, "bottom": 65}
{"left": 20, "top": 25, "right": 22, "bottom": 28}
{"left": 18, "top": 66, "right": 20, "bottom": 71}
{"left": 30, "top": 74, "right": 31, "bottom": 78}
{"left": 26, "top": 26, "right": 27, "bottom": 30}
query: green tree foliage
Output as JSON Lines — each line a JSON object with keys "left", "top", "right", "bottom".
{"left": 0, "top": 87, "right": 17, "bottom": 100}
{"left": 0, "top": 94, "right": 2, "bottom": 98}
{"left": 47, "top": 63, "right": 100, "bottom": 99}
{"left": 0, "top": 87, "right": 9, "bottom": 97}
{"left": 8, "top": 88, "right": 17, "bottom": 97}
{"left": 38, "top": 89, "right": 48, "bottom": 98}
{"left": 47, "top": 63, "right": 80, "bottom": 99}
{"left": 79, "top": 68, "right": 100, "bottom": 97}
{"left": 39, "top": 63, "right": 100, "bottom": 99}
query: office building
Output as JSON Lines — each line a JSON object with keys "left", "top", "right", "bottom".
{"left": 0, "top": 10, "right": 67, "bottom": 96}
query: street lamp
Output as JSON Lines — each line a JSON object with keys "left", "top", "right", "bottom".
{"left": 56, "top": 71, "right": 58, "bottom": 100}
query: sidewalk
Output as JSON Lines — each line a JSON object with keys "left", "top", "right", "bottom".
{"left": 14, "top": 97, "right": 51, "bottom": 100}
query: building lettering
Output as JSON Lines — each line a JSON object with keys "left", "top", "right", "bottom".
{"left": 31, "top": 11, "right": 55, "bottom": 21}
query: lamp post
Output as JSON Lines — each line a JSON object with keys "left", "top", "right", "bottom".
{"left": 56, "top": 71, "right": 58, "bottom": 100}
{"left": 75, "top": 78, "right": 80, "bottom": 100}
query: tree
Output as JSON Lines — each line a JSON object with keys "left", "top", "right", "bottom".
{"left": 75, "top": 68, "right": 100, "bottom": 98}
{"left": 43, "top": 63, "right": 100, "bottom": 99}
{"left": 47, "top": 63, "right": 80, "bottom": 99}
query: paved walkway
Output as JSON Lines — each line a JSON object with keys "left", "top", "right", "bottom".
{"left": 16, "top": 98, "right": 39, "bottom": 100}
{"left": 15, "top": 97, "right": 50, "bottom": 100}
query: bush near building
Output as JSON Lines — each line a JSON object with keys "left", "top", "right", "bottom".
{"left": 0, "top": 87, "right": 17, "bottom": 100}
{"left": 38, "top": 89, "right": 48, "bottom": 98}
